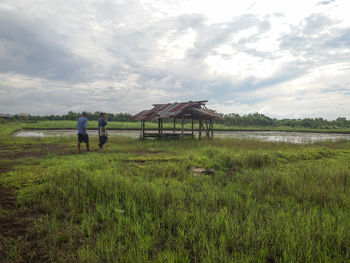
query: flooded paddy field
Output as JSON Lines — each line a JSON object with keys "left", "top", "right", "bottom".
{"left": 14, "top": 129, "right": 350, "bottom": 143}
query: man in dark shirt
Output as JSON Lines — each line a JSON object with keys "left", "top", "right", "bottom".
{"left": 77, "top": 111, "right": 90, "bottom": 153}
{"left": 98, "top": 112, "right": 108, "bottom": 149}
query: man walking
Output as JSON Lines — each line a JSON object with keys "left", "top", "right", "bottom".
{"left": 98, "top": 112, "right": 108, "bottom": 149}
{"left": 78, "top": 111, "right": 90, "bottom": 153}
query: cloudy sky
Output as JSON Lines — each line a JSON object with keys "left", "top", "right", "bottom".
{"left": 0, "top": 0, "right": 349, "bottom": 119}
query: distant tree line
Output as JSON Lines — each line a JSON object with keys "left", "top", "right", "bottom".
{"left": 217, "top": 113, "right": 350, "bottom": 128}
{"left": 2, "top": 111, "right": 349, "bottom": 128}
{"left": 6, "top": 111, "right": 133, "bottom": 122}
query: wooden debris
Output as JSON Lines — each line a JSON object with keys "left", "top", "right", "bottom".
{"left": 190, "top": 166, "right": 215, "bottom": 176}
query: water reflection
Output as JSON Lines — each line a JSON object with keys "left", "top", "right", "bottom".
{"left": 14, "top": 129, "right": 350, "bottom": 144}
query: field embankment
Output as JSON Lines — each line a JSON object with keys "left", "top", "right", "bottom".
{"left": 1, "top": 122, "right": 350, "bottom": 262}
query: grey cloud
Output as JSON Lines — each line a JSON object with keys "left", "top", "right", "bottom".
{"left": 254, "top": 62, "right": 310, "bottom": 89}
{"left": 206, "top": 62, "right": 309, "bottom": 103}
{"left": 317, "top": 0, "right": 336, "bottom": 6}
{"left": 302, "top": 13, "right": 334, "bottom": 35}
{"left": 279, "top": 14, "right": 335, "bottom": 53}
{"left": 280, "top": 13, "right": 345, "bottom": 48}
{"left": 0, "top": 9, "right": 88, "bottom": 82}
{"left": 279, "top": 13, "right": 350, "bottom": 65}
{"left": 104, "top": 13, "right": 307, "bottom": 108}
{"left": 106, "top": 14, "right": 206, "bottom": 69}
{"left": 186, "top": 15, "right": 271, "bottom": 60}
{"left": 327, "top": 29, "right": 350, "bottom": 48}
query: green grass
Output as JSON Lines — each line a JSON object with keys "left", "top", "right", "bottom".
{"left": 20, "top": 120, "right": 350, "bottom": 133}
{"left": 1, "top": 122, "right": 350, "bottom": 262}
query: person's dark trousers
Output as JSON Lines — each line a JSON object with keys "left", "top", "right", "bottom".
{"left": 99, "top": 136, "right": 108, "bottom": 148}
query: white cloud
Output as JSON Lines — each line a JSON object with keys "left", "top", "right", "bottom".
{"left": 0, "top": 0, "right": 349, "bottom": 119}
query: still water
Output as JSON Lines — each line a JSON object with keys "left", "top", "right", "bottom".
{"left": 14, "top": 129, "right": 350, "bottom": 144}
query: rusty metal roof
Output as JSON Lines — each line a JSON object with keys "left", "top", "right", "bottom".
{"left": 131, "top": 100, "right": 222, "bottom": 121}
{"left": 188, "top": 108, "right": 223, "bottom": 119}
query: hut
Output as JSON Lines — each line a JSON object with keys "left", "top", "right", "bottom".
{"left": 0, "top": 114, "right": 11, "bottom": 120}
{"left": 130, "top": 100, "right": 222, "bottom": 139}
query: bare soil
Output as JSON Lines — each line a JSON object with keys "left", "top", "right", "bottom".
{"left": 0, "top": 144, "right": 75, "bottom": 160}
{"left": 0, "top": 187, "right": 29, "bottom": 260}
{"left": 0, "top": 185, "right": 47, "bottom": 262}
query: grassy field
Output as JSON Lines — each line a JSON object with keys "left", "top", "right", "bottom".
{"left": 21, "top": 120, "right": 350, "bottom": 133}
{"left": 1, "top": 122, "right": 350, "bottom": 262}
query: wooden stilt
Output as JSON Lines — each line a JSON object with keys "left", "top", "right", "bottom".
{"left": 173, "top": 118, "right": 176, "bottom": 134}
{"left": 181, "top": 116, "right": 184, "bottom": 139}
{"left": 210, "top": 119, "right": 213, "bottom": 139}
{"left": 191, "top": 118, "right": 194, "bottom": 137}
{"left": 205, "top": 120, "right": 210, "bottom": 137}
{"left": 199, "top": 119, "right": 202, "bottom": 140}
{"left": 142, "top": 121, "right": 145, "bottom": 139}
{"left": 158, "top": 119, "right": 160, "bottom": 137}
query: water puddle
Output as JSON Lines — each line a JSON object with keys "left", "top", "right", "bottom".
{"left": 13, "top": 129, "right": 350, "bottom": 144}
{"left": 214, "top": 131, "right": 350, "bottom": 143}
{"left": 14, "top": 129, "right": 141, "bottom": 139}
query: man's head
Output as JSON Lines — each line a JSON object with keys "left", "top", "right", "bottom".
{"left": 100, "top": 112, "right": 107, "bottom": 119}
{"left": 82, "top": 111, "right": 88, "bottom": 117}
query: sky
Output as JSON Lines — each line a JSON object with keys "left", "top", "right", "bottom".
{"left": 0, "top": 0, "right": 349, "bottom": 119}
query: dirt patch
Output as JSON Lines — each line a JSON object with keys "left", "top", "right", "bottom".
{"left": 0, "top": 188, "right": 28, "bottom": 239}
{"left": 0, "top": 214, "right": 29, "bottom": 238}
{"left": 0, "top": 164, "right": 15, "bottom": 174}
{"left": 0, "top": 187, "right": 46, "bottom": 262}
{"left": 131, "top": 149, "right": 164, "bottom": 155}
{"left": 0, "top": 187, "right": 29, "bottom": 257}
{"left": 0, "top": 151, "right": 50, "bottom": 160}
{"left": 0, "top": 187, "right": 15, "bottom": 209}
{"left": 0, "top": 144, "right": 76, "bottom": 161}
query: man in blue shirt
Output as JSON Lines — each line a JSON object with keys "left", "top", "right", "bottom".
{"left": 77, "top": 111, "right": 90, "bottom": 153}
{"left": 98, "top": 112, "right": 108, "bottom": 149}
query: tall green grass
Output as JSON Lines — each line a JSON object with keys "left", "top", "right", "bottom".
{"left": 1, "top": 123, "right": 350, "bottom": 262}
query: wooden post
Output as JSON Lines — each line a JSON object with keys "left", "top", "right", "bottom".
{"left": 191, "top": 117, "right": 194, "bottom": 137}
{"left": 140, "top": 121, "right": 143, "bottom": 139}
{"left": 199, "top": 119, "right": 202, "bottom": 140}
{"left": 160, "top": 119, "right": 163, "bottom": 137}
{"left": 173, "top": 118, "right": 176, "bottom": 134}
{"left": 142, "top": 121, "right": 145, "bottom": 139}
{"left": 205, "top": 120, "right": 210, "bottom": 137}
{"left": 181, "top": 115, "right": 184, "bottom": 139}
{"left": 210, "top": 119, "right": 213, "bottom": 139}
{"left": 158, "top": 119, "right": 160, "bottom": 137}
